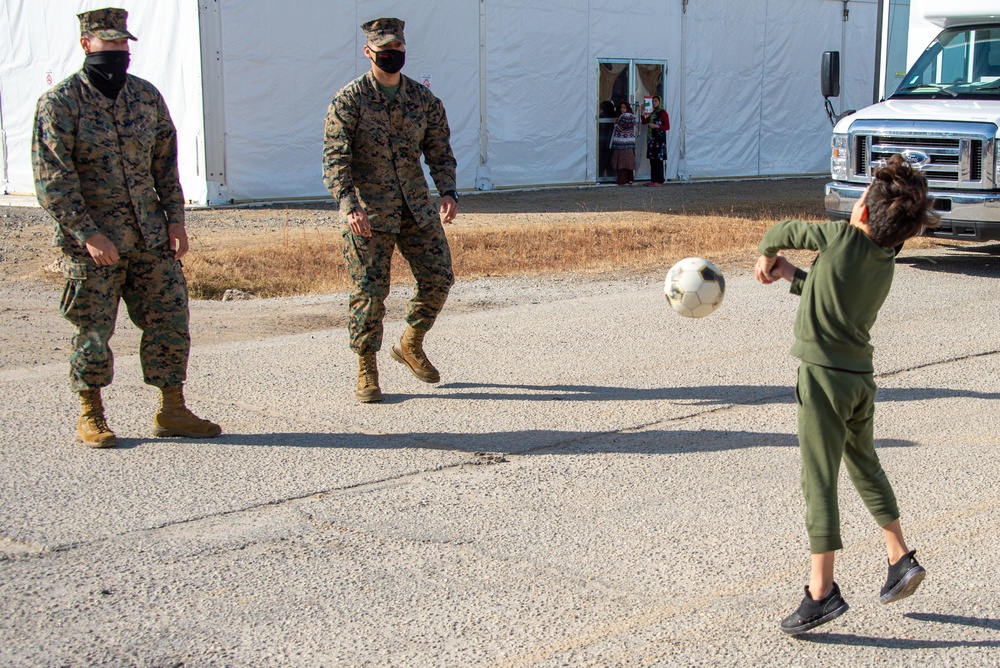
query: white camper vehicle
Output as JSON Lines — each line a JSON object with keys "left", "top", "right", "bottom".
{"left": 823, "top": 1, "right": 1000, "bottom": 240}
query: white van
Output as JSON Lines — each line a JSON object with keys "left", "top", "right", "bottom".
{"left": 823, "top": 2, "right": 1000, "bottom": 240}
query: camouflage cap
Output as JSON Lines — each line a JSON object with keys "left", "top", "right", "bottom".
{"left": 78, "top": 7, "right": 137, "bottom": 41}
{"left": 361, "top": 18, "right": 405, "bottom": 48}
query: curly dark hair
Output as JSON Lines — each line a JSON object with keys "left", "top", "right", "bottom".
{"left": 865, "top": 154, "right": 940, "bottom": 248}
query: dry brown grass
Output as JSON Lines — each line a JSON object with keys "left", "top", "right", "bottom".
{"left": 451, "top": 213, "right": 772, "bottom": 274}
{"left": 184, "top": 211, "right": 789, "bottom": 299}
{"left": 185, "top": 224, "right": 347, "bottom": 299}
{"left": 181, "top": 186, "right": 942, "bottom": 300}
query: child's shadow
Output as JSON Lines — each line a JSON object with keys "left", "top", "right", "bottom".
{"left": 904, "top": 612, "right": 1000, "bottom": 631}
{"left": 798, "top": 613, "right": 1000, "bottom": 648}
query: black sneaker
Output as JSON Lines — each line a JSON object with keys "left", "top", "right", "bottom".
{"left": 880, "top": 550, "right": 926, "bottom": 604}
{"left": 780, "top": 582, "right": 850, "bottom": 635}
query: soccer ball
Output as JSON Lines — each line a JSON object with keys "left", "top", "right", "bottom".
{"left": 664, "top": 257, "right": 726, "bottom": 318}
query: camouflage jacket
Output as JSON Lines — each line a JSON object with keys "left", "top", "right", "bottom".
{"left": 323, "top": 71, "right": 457, "bottom": 233}
{"left": 32, "top": 71, "right": 184, "bottom": 258}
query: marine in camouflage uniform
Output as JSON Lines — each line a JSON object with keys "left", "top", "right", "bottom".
{"left": 323, "top": 17, "right": 458, "bottom": 403}
{"left": 32, "top": 7, "right": 220, "bottom": 448}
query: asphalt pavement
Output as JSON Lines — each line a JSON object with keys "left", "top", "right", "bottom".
{"left": 1, "top": 246, "right": 999, "bottom": 667}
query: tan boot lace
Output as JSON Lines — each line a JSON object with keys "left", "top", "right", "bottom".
{"left": 85, "top": 411, "right": 112, "bottom": 433}
{"left": 359, "top": 356, "right": 379, "bottom": 387}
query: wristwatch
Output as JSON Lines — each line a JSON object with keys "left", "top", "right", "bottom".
{"left": 442, "top": 190, "right": 459, "bottom": 201}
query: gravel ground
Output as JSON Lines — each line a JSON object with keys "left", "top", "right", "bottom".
{"left": 3, "top": 178, "right": 1000, "bottom": 666}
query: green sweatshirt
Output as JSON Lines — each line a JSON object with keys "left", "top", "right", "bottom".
{"left": 758, "top": 220, "right": 896, "bottom": 372}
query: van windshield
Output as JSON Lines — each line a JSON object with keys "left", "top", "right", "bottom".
{"left": 893, "top": 24, "right": 1000, "bottom": 99}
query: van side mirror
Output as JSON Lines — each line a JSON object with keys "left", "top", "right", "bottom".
{"left": 821, "top": 51, "right": 841, "bottom": 98}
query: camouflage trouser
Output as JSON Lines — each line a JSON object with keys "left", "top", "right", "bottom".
{"left": 60, "top": 244, "right": 190, "bottom": 391}
{"left": 341, "top": 210, "right": 454, "bottom": 355}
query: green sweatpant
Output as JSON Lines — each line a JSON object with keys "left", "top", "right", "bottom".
{"left": 796, "top": 362, "right": 900, "bottom": 553}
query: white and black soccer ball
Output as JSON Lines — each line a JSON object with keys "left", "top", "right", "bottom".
{"left": 664, "top": 257, "right": 726, "bottom": 318}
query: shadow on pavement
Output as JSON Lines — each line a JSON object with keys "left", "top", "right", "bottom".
{"left": 106, "top": 381, "right": 995, "bottom": 451}
{"left": 390, "top": 383, "right": 1000, "bottom": 405}
{"left": 899, "top": 245, "right": 1000, "bottom": 277}
{"left": 797, "top": 611, "right": 1000, "bottom": 648}
{"left": 208, "top": 429, "right": 919, "bottom": 455}
{"left": 798, "top": 632, "right": 1000, "bottom": 649}
{"left": 905, "top": 612, "right": 1000, "bottom": 631}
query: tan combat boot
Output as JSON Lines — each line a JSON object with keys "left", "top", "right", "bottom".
{"left": 77, "top": 388, "right": 117, "bottom": 448}
{"left": 390, "top": 325, "right": 440, "bottom": 383}
{"left": 153, "top": 386, "right": 222, "bottom": 438}
{"left": 356, "top": 353, "right": 383, "bottom": 403}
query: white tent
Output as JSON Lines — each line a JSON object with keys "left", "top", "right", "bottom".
{"left": 0, "top": 0, "right": 878, "bottom": 205}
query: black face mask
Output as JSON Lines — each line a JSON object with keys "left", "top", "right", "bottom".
{"left": 84, "top": 51, "right": 130, "bottom": 99}
{"left": 371, "top": 49, "right": 405, "bottom": 75}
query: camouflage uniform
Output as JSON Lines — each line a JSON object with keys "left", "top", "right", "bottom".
{"left": 33, "top": 69, "right": 190, "bottom": 390}
{"left": 323, "top": 68, "right": 457, "bottom": 355}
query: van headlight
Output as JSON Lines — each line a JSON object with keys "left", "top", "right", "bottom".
{"left": 831, "top": 133, "right": 849, "bottom": 180}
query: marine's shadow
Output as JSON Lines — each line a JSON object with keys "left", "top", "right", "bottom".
{"left": 386, "top": 382, "right": 1000, "bottom": 404}
{"left": 117, "top": 381, "right": 989, "bottom": 452}
{"left": 203, "top": 380, "right": 985, "bottom": 453}
{"left": 215, "top": 428, "right": 918, "bottom": 455}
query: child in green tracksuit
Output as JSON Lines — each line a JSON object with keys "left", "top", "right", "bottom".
{"left": 755, "top": 154, "right": 939, "bottom": 635}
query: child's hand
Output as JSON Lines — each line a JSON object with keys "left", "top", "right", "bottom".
{"left": 769, "top": 256, "right": 799, "bottom": 282}
{"left": 756, "top": 254, "right": 799, "bottom": 284}
{"left": 755, "top": 254, "right": 778, "bottom": 284}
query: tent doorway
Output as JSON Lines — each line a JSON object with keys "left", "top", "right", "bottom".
{"left": 597, "top": 59, "right": 668, "bottom": 183}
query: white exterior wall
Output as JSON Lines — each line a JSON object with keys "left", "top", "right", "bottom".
{"left": 1, "top": 0, "right": 879, "bottom": 203}
{"left": 210, "top": 0, "right": 484, "bottom": 203}
{"left": 0, "top": 1, "right": 205, "bottom": 201}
